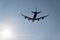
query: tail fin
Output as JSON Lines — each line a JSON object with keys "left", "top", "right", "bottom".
{"left": 35, "top": 8, "right": 42, "bottom": 14}
{"left": 32, "top": 8, "right": 42, "bottom": 14}
{"left": 35, "top": 8, "right": 37, "bottom": 12}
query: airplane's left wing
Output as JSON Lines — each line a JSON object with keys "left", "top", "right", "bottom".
{"left": 21, "top": 14, "right": 33, "bottom": 20}
{"left": 36, "top": 15, "right": 48, "bottom": 21}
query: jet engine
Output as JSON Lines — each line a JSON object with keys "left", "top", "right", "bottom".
{"left": 28, "top": 18, "right": 30, "bottom": 21}
{"left": 42, "top": 17, "right": 44, "bottom": 19}
{"left": 38, "top": 19, "right": 39, "bottom": 21}
{"left": 25, "top": 17, "right": 26, "bottom": 19}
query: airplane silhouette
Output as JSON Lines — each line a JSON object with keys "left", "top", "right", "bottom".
{"left": 21, "top": 8, "right": 48, "bottom": 22}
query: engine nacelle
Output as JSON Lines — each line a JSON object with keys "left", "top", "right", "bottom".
{"left": 28, "top": 18, "right": 30, "bottom": 21}
{"left": 25, "top": 17, "right": 26, "bottom": 19}
{"left": 38, "top": 19, "right": 39, "bottom": 21}
{"left": 42, "top": 17, "right": 44, "bottom": 19}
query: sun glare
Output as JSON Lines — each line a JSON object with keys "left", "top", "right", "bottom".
{"left": 0, "top": 24, "right": 15, "bottom": 40}
{"left": 2, "top": 29, "right": 12, "bottom": 39}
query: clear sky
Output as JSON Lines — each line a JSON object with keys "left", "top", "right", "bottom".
{"left": 0, "top": 0, "right": 60, "bottom": 40}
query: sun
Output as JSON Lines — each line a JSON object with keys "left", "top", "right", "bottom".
{"left": 1, "top": 29, "right": 12, "bottom": 39}
{"left": 0, "top": 24, "right": 14, "bottom": 40}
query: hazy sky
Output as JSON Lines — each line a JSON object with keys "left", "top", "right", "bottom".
{"left": 0, "top": 0, "right": 60, "bottom": 40}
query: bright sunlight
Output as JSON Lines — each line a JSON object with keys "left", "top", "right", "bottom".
{"left": 1, "top": 29, "right": 12, "bottom": 39}
{"left": 0, "top": 23, "right": 15, "bottom": 40}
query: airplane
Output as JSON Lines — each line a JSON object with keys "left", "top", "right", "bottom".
{"left": 21, "top": 8, "right": 48, "bottom": 22}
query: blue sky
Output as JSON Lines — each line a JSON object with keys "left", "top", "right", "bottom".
{"left": 0, "top": 0, "right": 60, "bottom": 40}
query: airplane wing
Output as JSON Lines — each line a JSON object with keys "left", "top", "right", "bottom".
{"left": 21, "top": 14, "right": 33, "bottom": 20}
{"left": 36, "top": 15, "right": 48, "bottom": 21}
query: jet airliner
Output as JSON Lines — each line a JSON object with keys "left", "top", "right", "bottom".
{"left": 21, "top": 8, "right": 48, "bottom": 22}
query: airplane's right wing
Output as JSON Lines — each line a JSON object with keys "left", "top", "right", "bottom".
{"left": 21, "top": 14, "right": 33, "bottom": 20}
{"left": 36, "top": 15, "right": 48, "bottom": 21}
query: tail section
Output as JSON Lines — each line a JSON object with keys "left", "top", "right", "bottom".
{"left": 32, "top": 8, "right": 42, "bottom": 14}
{"left": 35, "top": 8, "right": 37, "bottom": 12}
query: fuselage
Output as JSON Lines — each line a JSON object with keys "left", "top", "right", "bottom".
{"left": 32, "top": 13, "right": 38, "bottom": 22}
{"left": 33, "top": 13, "right": 37, "bottom": 19}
